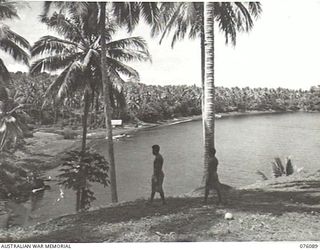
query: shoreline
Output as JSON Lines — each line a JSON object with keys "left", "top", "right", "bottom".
{"left": 18, "top": 109, "right": 297, "bottom": 170}
{"left": 86, "top": 110, "right": 291, "bottom": 140}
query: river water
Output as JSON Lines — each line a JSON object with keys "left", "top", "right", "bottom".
{"left": 8, "top": 112, "right": 320, "bottom": 226}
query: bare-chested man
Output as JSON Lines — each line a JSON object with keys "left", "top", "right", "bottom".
{"left": 204, "top": 148, "right": 222, "bottom": 204}
{"left": 150, "top": 144, "right": 166, "bottom": 205}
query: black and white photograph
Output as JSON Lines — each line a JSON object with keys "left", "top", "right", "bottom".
{"left": 0, "top": 0, "right": 319, "bottom": 246}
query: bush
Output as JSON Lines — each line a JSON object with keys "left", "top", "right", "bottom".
{"left": 62, "top": 128, "right": 78, "bottom": 139}
{"left": 58, "top": 150, "right": 109, "bottom": 212}
{"left": 256, "top": 156, "right": 295, "bottom": 180}
{"left": 272, "top": 157, "right": 294, "bottom": 178}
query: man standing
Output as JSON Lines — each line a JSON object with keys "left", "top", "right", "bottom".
{"left": 204, "top": 148, "right": 222, "bottom": 204}
{"left": 150, "top": 144, "right": 166, "bottom": 205}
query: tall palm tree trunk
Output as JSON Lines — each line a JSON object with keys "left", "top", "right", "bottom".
{"left": 203, "top": 2, "right": 216, "bottom": 179}
{"left": 95, "top": 91, "right": 99, "bottom": 124}
{"left": 100, "top": 2, "right": 118, "bottom": 203}
{"left": 81, "top": 88, "right": 90, "bottom": 153}
{"left": 200, "top": 3, "right": 206, "bottom": 158}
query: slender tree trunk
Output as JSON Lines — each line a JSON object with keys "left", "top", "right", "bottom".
{"left": 100, "top": 2, "right": 118, "bottom": 203}
{"left": 200, "top": 3, "right": 206, "bottom": 162}
{"left": 203, "top": 3, "right": 216, "bottom": 179}
{"left": 90, "top": 88, "right": 95, "bottom": 128}
{"left": 81, "top": 88, "right": 90, "bottom": 153}
{"left": 76, "top": 189, "right": 81, "bottom": 212}
{"left": 53, "top": 100, "right": 58, "bottom": 124}
{"left": 39, "top": 109, "right": 43, "bottom": 125}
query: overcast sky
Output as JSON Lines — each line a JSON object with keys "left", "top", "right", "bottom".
{"left": 2, "top": 1, "right": 320, "bottom": 90}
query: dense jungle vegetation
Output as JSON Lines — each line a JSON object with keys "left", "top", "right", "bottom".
{"left": 8, "top": 72, "right": 320, "bottom": 126}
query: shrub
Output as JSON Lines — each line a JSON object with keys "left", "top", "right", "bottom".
{"left": 256, "top": 156, "right": 295, "bottom": 180}
{"left": 58, "top": 150, "right": 109, "bottom": 212}
{"left": 62, "top": 128, "right": 78, "bottom": 139}
{"left": 272, "top": 157, "right": 294, "bottom": 177}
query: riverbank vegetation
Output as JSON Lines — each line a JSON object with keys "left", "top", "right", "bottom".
{"left": 7, "top": 71, "right": 320, "bottom": 126}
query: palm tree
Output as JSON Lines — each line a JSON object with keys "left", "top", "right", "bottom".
{"left": 0, "top": 0, "right": 30, "bottom": 86}
{"left": 31, "top": 5, "right": 151, "bottom": 156}
{"left": 0, "top": 1, "right": 29, "bottom": 151}
{"left": 0, "top": 84, "right": 25, "bottom": 152}
{"left": 100, "top": 1, "right": 117, "bottom": 202}
{"left": 102, "top": 2, "right": 159, "bottom": 202}
{"left": 40, "top": 1, "right": 159, "bottom": 203}
{"left": 159, "top": 2, "right": 262, "bottom": 187}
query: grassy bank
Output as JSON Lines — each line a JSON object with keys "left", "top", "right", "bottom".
{"left": 0, "top": 170, "right": 320, "bottom": 242}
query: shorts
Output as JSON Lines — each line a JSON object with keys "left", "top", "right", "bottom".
{"left": 205, "top": 172, "right": 220, "bottom": 189}
{"left": 151, "top": 172, "right": 164, "bottom": 193}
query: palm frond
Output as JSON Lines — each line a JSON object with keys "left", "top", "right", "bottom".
{"left": 248, "top": 2, "right": 263, "bottom": 19}
{"left": 82, "top": 48, "right": 99, "bottom": 68}
{"left": 39, "top": 1, "right": 53, "bottom": 21}
{"left": 106, "top": 36, "right": 148, "bottom": 51}
{"left": 185, "top": 3, "right": 202, "bottom": 39}
{"left": 107, "top": 48, "right": 151, "bottom": 63}
{"left": 56, "top": 61, "right": 85, "bottom": 100}
{"left": 139, "top": 2, "right": 159, "bottom": 25}
{"left": 214, "top": 2, "right": 237, "bottom": 45}
{"left": 109, "top": 67, "right": 125, "bottom": 93}
{"left": 154, "top": 3, "right": 176, "bottom": 38}
{"left": 113, "top": 2, "right": 140, "bottom": 33}
{"left": 105, "top": 57, "right": 139, "bottom": 78}
{"left": 0, "top": 38, "right": 29, "bottom": 65}
{"left": 0, "top": 1, "right": 19, "bottom": 21}
{"left": 43, "top": 61, "right": 85, "bottom": 105}
{"left": 256, "top": 170, "right": 268, "bottom": 180}
{"left": 0, "top": 58, "right": 11, "bottom": 86}
{"left": 40, "top": 1, "right": 88, "bottom": 21}
{"left": 234, "top": 2, "right": 254, "bottom": 32}
{"left": 285, "top": 158, "right": 294, "bottom": 176}
{"left": 188, "top": 3, "right": 203, "bottom": 39}
{"left": 41, "top": 12, "right": 86, "bottom": 44}
{"left": 30, "top": 53, "right": 81, "bottom": 75}
{"left": 271, "top": 157, "right": 285, "bottom": 178}
{"left": 160, "top": 2, "right": 202, "bottom": 48}
{"left": 43, "top": 64, "right": 71, "bottom": 104}
{"left": 63, "top": 2, "right": 89, "bottom": 21}
{"left": 0, "top": 115, "right": 23, "bottom": 151}
{"left": 31, "top": 35, "right": 78, "bottom": 57}
{"left": 0, "top": 24, "right": 30, "bottom": 50}
{"left": 159, "top": 2, "right": 185, "bottom": 45}
{"left": 139, "top": 2, "right": 160, "bottom": 36}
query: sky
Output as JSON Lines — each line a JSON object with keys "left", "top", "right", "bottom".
{"left": 2, "top": 1, "right": 320, "bottom": 90}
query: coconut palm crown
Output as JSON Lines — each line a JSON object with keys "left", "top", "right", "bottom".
{"left": 31, "top": 6, "right": 151, "bottom": 101}
{"left": 159, "top": 2, "right": 262, "bottom": 47}
{"left": 0, "top": 0, "right": 30, "bottom": 86}
{"left": 30, "top": 4, "right": 151, "bottom": 151}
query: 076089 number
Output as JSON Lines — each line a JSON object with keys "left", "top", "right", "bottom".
{"left": 300, "top": 244, "right": 319, "bottom": 248}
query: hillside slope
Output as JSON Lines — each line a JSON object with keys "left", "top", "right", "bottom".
{"left": 1, "top": 170, "right": 320, "bottom": 242}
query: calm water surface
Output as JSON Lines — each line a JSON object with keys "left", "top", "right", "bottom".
{"left": 17, "top": 112, "right": 320, "bottom": 225}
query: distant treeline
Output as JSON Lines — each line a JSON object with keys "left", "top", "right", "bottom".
{"left": 8, "top": 72, "right": 320, "bottom": 125}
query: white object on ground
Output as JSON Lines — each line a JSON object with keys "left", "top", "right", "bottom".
{"left": 32, "top": 187, "right": 45, "bottom": 193}
{"left": 224, "top": 212, "right": 234, "bottom": 220}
